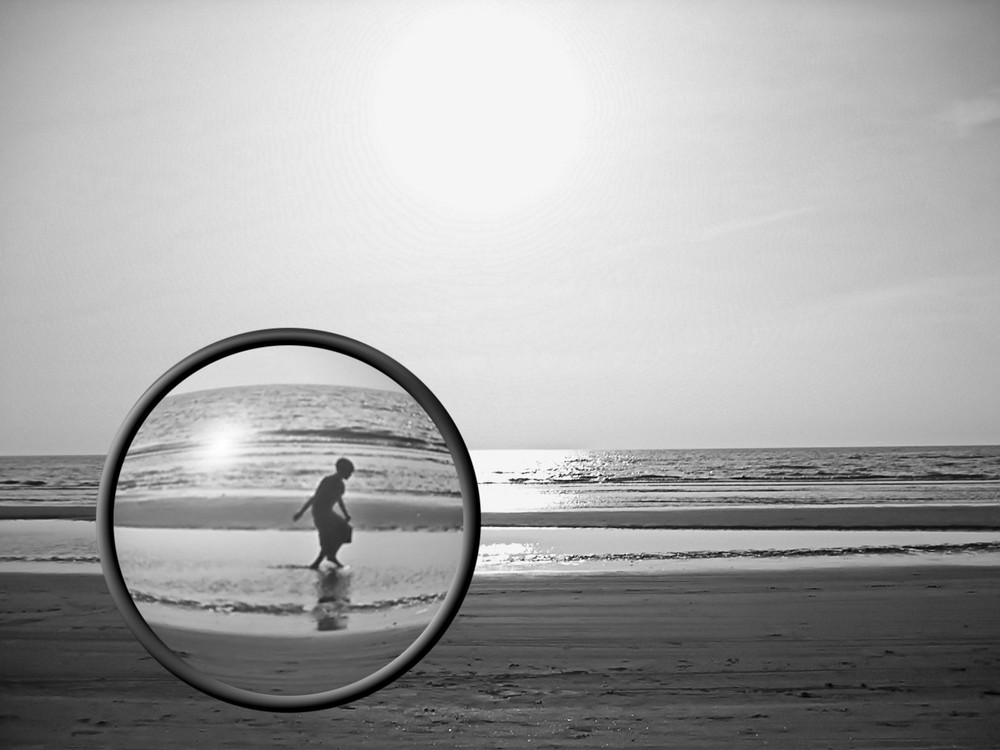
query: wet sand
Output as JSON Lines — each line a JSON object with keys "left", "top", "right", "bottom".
{"left": 2, "top": 565, "right": 999, "bottom": 748}
{"left": 0, "top": 505, "right": 96, "bottom": 521}
{"left": 483, "top": 504, "right": 1000, "bottom": 529}
{"left": 6, "top": 502, "right": 1000, "bottom": 529}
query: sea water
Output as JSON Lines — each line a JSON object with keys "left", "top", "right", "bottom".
{"left": 5, "top": 445, "right": 998, "bottom": 514}
{"left": 474, "top": 446, "right": 1000, "bottom": 512}
{"left": 476, "top": 526, "right": 1000, "bottom": 574}
{"left": 0, "top": 454, "right": 103, "bottom": 507}
{"left": 115, "top": 526, "right": 463, "bottom": 635}
{"left": 4, "top": 518, "right": 1000, "bottom": 602}
{"left": 104, "top": 384, "right": 467, "bottom": 636}
{"left": 116, "top": 384, "right": 460, "bottom": 505}
{"left": 3, "top": 444, "right": 1000, "bottom": 616}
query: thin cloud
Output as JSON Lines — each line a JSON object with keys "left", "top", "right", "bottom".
{"left": 700, "top": 206, "right": 819, "bottom": 240}
{"left": 937, "top": 89, "right": 1000, "bottom": 137}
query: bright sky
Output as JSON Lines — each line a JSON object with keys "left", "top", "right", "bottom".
{"left": 2, "top": 0, "right": 999, "bottom": 454}
{"left": 170, "top": 345, "right": 404, "bottom": 395}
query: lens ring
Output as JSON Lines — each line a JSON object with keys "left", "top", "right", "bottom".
{"left": 96, "top": 328, "right": 480, "bottom": 711}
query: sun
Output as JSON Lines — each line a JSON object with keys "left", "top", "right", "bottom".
{"left": 368, "top": 2, "right": 590, "bottom": 218}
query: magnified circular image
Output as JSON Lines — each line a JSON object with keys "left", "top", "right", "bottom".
{"left": 97, "top": 330, "right": 479, "bottom": 710}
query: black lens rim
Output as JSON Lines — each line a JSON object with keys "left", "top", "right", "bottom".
{"left": 96, "top": 328, "right": 480, "bottom": 712}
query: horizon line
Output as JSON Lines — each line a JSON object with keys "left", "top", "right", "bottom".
{"left": 4, "top": 441, "right": 1000, "bottom": 459}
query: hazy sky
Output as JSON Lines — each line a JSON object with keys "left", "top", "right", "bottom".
{"left": 2, "top": 0, "right": 999, "bottom": 454}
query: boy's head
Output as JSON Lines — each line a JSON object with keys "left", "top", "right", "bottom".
{"left": 336, "top": 457, "right": 355, "bottom": 479}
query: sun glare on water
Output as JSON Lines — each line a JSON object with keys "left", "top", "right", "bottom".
{"left": 199, "top": 424, "right": 248, "bottom": 465}
{"left": 369, "top": 2, "right": 590, "bottom": 218}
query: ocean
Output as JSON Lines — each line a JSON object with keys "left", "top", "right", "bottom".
{"left": 3, "top": 384, "right": 469, "bottom": 636}
{"left": 3, "top": 437, "right": 1000, "bottom": 633}
{"left": 474, "top": 446, "right": 1000, "bottom": 510}
{"left": 117, "top": 384, "right": 460, "bottom": 509}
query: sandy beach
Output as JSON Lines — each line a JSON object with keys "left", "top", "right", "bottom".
{"left": 3, "top": 564, "right": 999, "bottom": 748}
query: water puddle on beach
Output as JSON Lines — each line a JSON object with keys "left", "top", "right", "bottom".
{"left": 476, "top": 526, "right": 1000, "bottom": 574}
{"left": 6, "top": 520, "right": 1000, "bottom": 579}
{"left": 0, "top": 519, "right": 101, "bottom": 568}
{"left": 113, "top": 527, "right": 462, "bottom": 637}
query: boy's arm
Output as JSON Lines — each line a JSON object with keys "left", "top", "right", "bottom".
{"left": 336, "top": 497, "right": 351, "bottom": 522}
{"left": 293, "top": 495, "right": 314, "bottom": 521}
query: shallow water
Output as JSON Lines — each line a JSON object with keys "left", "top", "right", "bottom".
{"left": 114, "top": 527, "right": 463, "bottom": 636}
{"left": 0, "top": 519, "right": 100, "bottom": 564}
{"left": 5, "top": 518, "right": 1000, "bottom": 577}
{"left": 474, "top": 447, "right": 1000, "bottom": 513}
{"left": 476, "top": 526, "right": 1000, "bottom": 574}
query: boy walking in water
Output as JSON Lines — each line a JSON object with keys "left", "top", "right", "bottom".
{"left": 294, "top": 458, "right": 354, "bottom": 569}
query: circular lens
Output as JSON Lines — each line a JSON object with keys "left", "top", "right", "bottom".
{"left": 97, "top": 329, "right": 479, "bottom": 711}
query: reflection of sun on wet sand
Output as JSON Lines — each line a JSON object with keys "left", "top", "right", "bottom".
{"left": 314, "top": 567, "right": 351, "bottom": 631}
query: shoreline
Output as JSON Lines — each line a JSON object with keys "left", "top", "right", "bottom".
{"left": 0, "top": 505, "right": 96, "bottom": 521}
{"left": 6, "top": 502, "right": 1000, "bottom": 530}
{"left": 486, "top": 504, "right": 1000, "bottom": 529}
{"left": 2, "top": 565, "right": 999, "bottom": 747}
